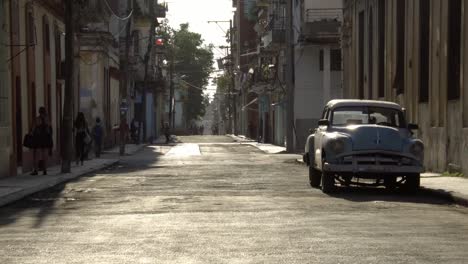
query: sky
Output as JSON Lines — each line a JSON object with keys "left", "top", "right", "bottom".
{"left": 164, "top": 0, "right": 235, "bottom": 100}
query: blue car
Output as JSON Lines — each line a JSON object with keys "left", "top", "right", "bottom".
{"left": 304, "top": 100, "right": 424, "bottom": 194}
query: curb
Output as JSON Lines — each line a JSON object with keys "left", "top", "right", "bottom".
{"left": 0, "top": 144, "right": 146, "bottom": 208}
{"left": 0, "top": 160, "right": 119, "bottom": 208}
{"left": 295, "top": 158, "right": 468, "bottom": 207}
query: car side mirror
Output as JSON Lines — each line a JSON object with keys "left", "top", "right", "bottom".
{"left": 318, "top": 119, "right": 329, "bottom": 127}
{"left": 408, "top": 123, "right": 419, "bottom": 130}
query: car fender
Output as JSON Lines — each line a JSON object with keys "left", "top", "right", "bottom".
{"left": 304, "top": 134, "right": 315, "bottom": 166}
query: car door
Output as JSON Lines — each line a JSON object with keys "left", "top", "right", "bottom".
{"left": 314, "top": 107, "right": 329, "bottom": 170}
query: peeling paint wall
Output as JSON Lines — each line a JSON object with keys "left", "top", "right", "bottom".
{"left": 342, "top": 0, "right": 468, "bottom": 175}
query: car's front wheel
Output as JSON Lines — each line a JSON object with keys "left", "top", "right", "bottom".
{"left": 384, "top": 176, "right": 397, "bottom": 191}
{"left": 309, "top": 166, "right": 321, "bottom": 188}
{"left": 404, "top": 173, "right": 420, "bottom": 193}
{"left": 321, "top": 170, "right": 336, "bottom": 194}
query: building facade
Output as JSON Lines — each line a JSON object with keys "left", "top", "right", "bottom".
{"left": 342, "top": 0, "right": 468, "bottom": 175}
{"left": 80, "top": 0, "right": 122, "bottom": 147}
{"left": 293, "top": 0, "right": 343, "bottom": 150}
{"left": 3, "top": 0, "right": 66, "bottom": 177}
{"left": 0, "top": 0, "right": 12, "bottom": 178}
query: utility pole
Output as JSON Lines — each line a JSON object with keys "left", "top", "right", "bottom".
{"left": 61, "top": 0, "right": 75, "bottom": 173}
{"left": 142, "top": 0, "right": 158, "bottom": 141}
{"left": 122, "top": 0, "right": 132, "bottom": 114}
{"left": 169, "top": 49, "right": 175, "bottom": 129}
{"left": 286, "top": 0, "right": 295, "bottom": 153}
{"left": 229, "top": 19, "right": 238, "bottom": 135}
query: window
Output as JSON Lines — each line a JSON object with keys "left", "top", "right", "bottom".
{"left": 331, "top": 106, "right": 406, "bottom": 128}
{"left": 331, "top": 49, "right": 342, "bottom": 71}
{"left": 448, "top": 0, "right": 461, "bottom": 100}
{"left": 27, "top": 12, "right": 35, "bottom": 46}
{"left": 43, "top": 17, "right": 50, "bottom": 53}
{"left": 394, "top": 0, "right": 405, "bottom": 94}
{"left": 368, "top": 9, "right": 374, "bottom": 99}
{"left": 319, "top": 50, "right": 324, "bottom": 71}
{"left": 378, "top": 2, "right": 385, "bottom": 98}
{"left": 358, "top": 11, "right": 365, "bottom": 99}
{"left": 419, "top": 0, "right": 430, "bottom": 102}
{"left": 0, "top": 75, "right": 8, "bottom": 126}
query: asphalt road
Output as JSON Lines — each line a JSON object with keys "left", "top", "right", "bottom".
{"left": 1, "top": 136, "right": 468, "bottom": 264}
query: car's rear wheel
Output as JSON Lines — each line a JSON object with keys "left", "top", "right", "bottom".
{"left": 404, "top": 173, "right": 420, "bottom": 193}
{"left": 309, "top": 166, "right": 321, "bottom": 188}
{"left": 321, "top": 170, "right": 336, "bottom": 194}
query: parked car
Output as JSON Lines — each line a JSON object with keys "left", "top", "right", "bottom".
{"left": 303, "top": 100, "right": 424, "bottom": 193}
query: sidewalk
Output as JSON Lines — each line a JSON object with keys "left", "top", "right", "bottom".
{"left": 228, "top": 134, "right": 287, "bottom": 154}
{"left": 0, "top": 143, "right": 146, "bottom": 207}
{"left": 294, "top": 157, "right": 468, "bottom": 206}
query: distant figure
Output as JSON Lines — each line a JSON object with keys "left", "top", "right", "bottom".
{"left": 92, "top": 117, "right": 104, "bottom": 158}
{"left": 130, "top": 119, "right": 139, "bottom": 144}
{"left": 31, "top": 107, "right": 53, "bottom": 175}
{"left": 119, "top": 117, "right": 129, "bottom": 156}
{"left": 164, "top": 122, "right": 171, "bottom": 144}
{"left": 74, "top": 112, "right": 89, "bottom": 166}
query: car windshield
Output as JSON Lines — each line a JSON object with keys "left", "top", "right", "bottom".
{"left": 331, "top": 106, "right": 406, "bottom": 128}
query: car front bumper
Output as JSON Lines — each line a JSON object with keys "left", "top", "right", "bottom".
{"left": 323, "top": 162, "right": 424, "bottom": 175}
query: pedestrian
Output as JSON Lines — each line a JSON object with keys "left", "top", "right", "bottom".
{"left": 30, "top": 107, "right": 53, "bottom": 175}
{"left": 130, "top": 118, "right": 139, "bottom": 144}
{"left": 164, "top": 122, "right": 171, "bottom": 144}
{"left": 74, "top": 112, "right": 89, "bottom": 166}
{"left": 119, "top": 117, "right": 129, "bottom": 156}
{"left": 92, "top": 117, "right": 104, "bottom": 158}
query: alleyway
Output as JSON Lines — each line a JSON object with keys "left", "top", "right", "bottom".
{"left": 1, "top": 136, "right": 468, "bottom": 263}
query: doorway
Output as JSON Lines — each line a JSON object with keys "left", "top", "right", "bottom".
{"left": 15, "top": 77, "right": 22, "bottom": 166}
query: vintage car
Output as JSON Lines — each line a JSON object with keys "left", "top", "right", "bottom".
{"left": 303, "top": 100, "right": 424, "bottom": 193}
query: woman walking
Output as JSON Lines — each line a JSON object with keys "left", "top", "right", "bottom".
{"left": 74, "top": 112, "right": 89, "bottom": 165}
{"left": 31, "top": 107, "right": 53, "bottom": 175}
{"left": 92, "top": 117, "right": 103, "bottom": 158}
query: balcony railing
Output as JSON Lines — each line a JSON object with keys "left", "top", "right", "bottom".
{"left": 305, "top": 8, "right": 343, "bottom": 23}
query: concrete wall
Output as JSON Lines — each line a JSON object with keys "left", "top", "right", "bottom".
{"left": 342, "top": 0, "right": 468, "bottom": 175}
{"left": 0, "top": 0, "right": 12, "bottom": 178}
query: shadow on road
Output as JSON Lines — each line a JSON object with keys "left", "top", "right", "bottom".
{"left": 327, "top": 186, "right": 453, "bottom": 206}
{"left": 0, "top": 183, "right": 66, "bottom": 228}
{"left": 0, "top": 146, "right": 165, "bottom": 228}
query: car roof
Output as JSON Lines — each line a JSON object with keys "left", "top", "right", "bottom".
{"left": 326, "top": 99, "right": 403, "bottom": 110}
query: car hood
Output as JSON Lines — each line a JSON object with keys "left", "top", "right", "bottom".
{"left": 333, "top": 125, "right": 405, "bottom": 152}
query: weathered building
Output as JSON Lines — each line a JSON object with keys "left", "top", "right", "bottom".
{"left": 0, "top": 0, "right": 12, "bottom": 177}
{"left": 293, "top": 0, "right": 343, "bottom": 150}
{"left": 233, "top": 0, "right": 259, "bottom": 140}
{"left": 131, "top": 0, "right": 167, "bottom": 142}
{"left": 342, "top": 0, "right": 468, "bottom": 175}
{"left": 3, "top": 0, "right": 66, "bottom": 176}
{"left": 80, "top": 0, "right": 121, "bottom": 147}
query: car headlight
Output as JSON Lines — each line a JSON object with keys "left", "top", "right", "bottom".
{"left": 329, "top": 139, "right": 345, "bottom": 155}
{"left": 410, "top": 142, "right": 424, "bottom": 159}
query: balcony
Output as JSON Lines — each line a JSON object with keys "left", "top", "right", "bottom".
{"left": 305, "top": 8, "right": 342, "bottom": 23}
{"left": 301, "top": 8, "right": 342, "bottom": 44}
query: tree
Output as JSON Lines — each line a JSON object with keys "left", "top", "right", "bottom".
{"left": 172, "top": 23, "right": 214, "bottom": 124}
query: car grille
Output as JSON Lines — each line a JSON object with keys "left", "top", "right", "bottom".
{"left": 341, "top": 154, "right": 412, "bottom": 166}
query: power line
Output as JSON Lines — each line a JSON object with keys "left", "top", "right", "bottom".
{"left": 102, "top": 0, "right": 133, "bottom": 21}
{"left": 179, "top": 79, "right": 205, "bottom": 91}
